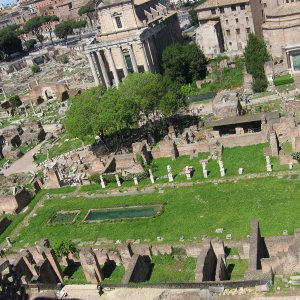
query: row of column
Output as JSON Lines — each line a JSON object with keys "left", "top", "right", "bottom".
{"left": 87, "top": 39, "right": 156, "bottom": 88}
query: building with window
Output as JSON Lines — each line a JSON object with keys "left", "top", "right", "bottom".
{"left": 262, "top": 2, "right": 300, "bottom": 74}
{"left": 195, "top": 0, "right": 264, "bottom": 57}
{"left": 85, "top": 0, "right": 182, "bottom": 87}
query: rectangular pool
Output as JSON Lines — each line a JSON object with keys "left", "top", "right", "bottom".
{"left": 84, "top": 205, "right": 162, "bottom": 222}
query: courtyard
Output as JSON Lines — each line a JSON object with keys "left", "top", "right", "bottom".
{"left": 11, "top": 175, "right": 300, "bottom": 248}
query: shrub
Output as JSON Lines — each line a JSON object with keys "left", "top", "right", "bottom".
{"left": 24, "top": 39, "right": 37, "bottom": 50}
{"left": 52, "top": 240, "right": 78, "bottom": 258}
{"left": 292, "top": 152, "right": 300, "bottom": 163}
{"left": 31, "top": 63, "right": 41, "bottom": 74}
{"left": 9, "top": 95, "right": 22, "bottom": 108}
{"left": 274, "top": 75, "right": 294, "bottom": 86}
{"left": 253, "top": 76, "right": 268, "bottom": 93}
{"left": 58, "top": 55, "right": 69, "bottom": 64}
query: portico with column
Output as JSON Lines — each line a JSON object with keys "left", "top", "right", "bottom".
{"left": 85, "top": 34, "right": 159, "bottom": 87}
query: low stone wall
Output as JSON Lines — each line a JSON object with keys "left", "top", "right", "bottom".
{"left": 0, "top": 217, "right": 11, "bottom": 234}
{"left": 264, "top": 236, "right": 294, "bottom": 257}
{"left": 220, "top": 132, "right": 268, "bottom": 148}
{"left": 0, "top": 189, "right": 32, "bottom": 214}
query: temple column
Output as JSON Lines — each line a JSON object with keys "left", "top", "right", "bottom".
{"left": 139, "top": 42, "right": 149, "bottom": 72}
{"left": 128, "top": 44, "right": 138, "bottom": 72}
{"left": 118, "top": 46, "right": 128, "bottom": 78}
{"left": 96, "top": 50, "right": 111, "bottom": 87}
{"left": 87, "top": 52, "right": 100, "bottom": 86}
{"left": 105, "top": 48, "right": 120, "bottom": 86}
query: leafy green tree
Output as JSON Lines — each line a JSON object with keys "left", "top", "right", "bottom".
{"left": 42, "top": 15, "right": 59, "bottom": 45}
{"left": 54, "top": 20, "right": 74, "bottom": 41}
{"left": 78, "top": 5, "right": 95, "bottom": 27}
{"left": 24, "top": 39, "right": 37, "bottom": 50}
{"left": 31, "top": 63, "right": 41, "bottom": 74}
{"left": 162, "top": 43, "right": 207, "bottom": 85}
{"left": 118, "top": 72, "right": 165, "bottom": 119}
{"left": 64, "top": 86, "right": 105, "bottom": 138}
{"left": 52, "top": 240, "right": 78, "bottom": 257}
{"left": 0, "top": 26, "right": 23, "bottom": 59}
{"left": 23, "top": 16, "right": 44, "bottom": 45}
{"left": 245, "top": 33, "right": 270, "bottom": 92}
{"left": 72, "top": 19, "right": 87, "bottom": 40}
{"left": 159, "top": 90, "right": 186, "bottom": 116}
{"left": 189, "top": 8, "right": 198, "bottom": 26}
{"left": 9, "top": 95, "right": 22, "bottom": 108}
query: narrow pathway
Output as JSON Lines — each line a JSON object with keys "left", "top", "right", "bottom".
{"left": 3, "top": 142, "right": 43, "bottom": 176}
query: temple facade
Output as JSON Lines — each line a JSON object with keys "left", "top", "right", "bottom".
{"left": 85, "top": 0, "right": 181, "bottom": 87}
{"left": 262, "top": 2, "right": 300, "bottom": 74}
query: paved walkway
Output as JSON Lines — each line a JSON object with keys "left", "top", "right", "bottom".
{"left": 3, "top": 142, "right": 43, "bottom": 176}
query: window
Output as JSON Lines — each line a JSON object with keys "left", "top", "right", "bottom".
{"left": 115, "top": 16, "right": 123, "bottom": 29}
{"left": 124, "top": 54, "right": 133, "bottom": 70}
{"left": 235, "top": 18, "right": 239, "bottom": 23}
{"left": 246, "top": 27, "right": 250, "bottom": 34}
{"left": 231, "top": 5, "right": 236, "bottom": 11}
{"left": 211, "top": 8, "right": 216, "bottom": 14}
{"left": 219, "top": 7, "right": 224, "bottom": 13}
{"left": 226, "top": 30, "right": 230, "bottom": 36}
{"left": 236, "top": 28, "right": 240, "bottom": 34}
{"left": 240, "top": 4, "right": 245, "bottom": 10}
{"left": 225, "top": 19, "right": 229, "bottom": 25}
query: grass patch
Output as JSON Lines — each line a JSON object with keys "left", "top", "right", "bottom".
{"left": 227, "top": 259, "right": 248, "bottom": 280}
{"left": 102, "top": 264, "right": 125, "bottom": 284}
{"left": 11, "top": 176, "right": 300, "bottom": 247}
{"left": 281, "top": 142, "right": 293, "bottom": 154}
{"left": 62, "top": 265, "right": 87, "bottom": 284}
{"left": 148, "top": 254, "right": 196, "bottom": 283}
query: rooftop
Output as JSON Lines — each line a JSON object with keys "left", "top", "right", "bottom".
{"left": 207, "top": 112, "right": 280, "bottom": 127}
{"left": 196, "top": 0, "right": 248, "bottom": 10}
{"left": 266, "top": 3, "right": 300, "bottom": 18}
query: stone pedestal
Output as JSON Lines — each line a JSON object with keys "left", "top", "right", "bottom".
{"left": 238, "top": 168, "right": 243, "bottom": 175}
{"left": 99, "top": 175, "right": 105, "bottom": 189}
{"left": 167, "top": 165, "right": 173, "bottom": 182}
{"left": 220, "top": 168, "right": 225, "bottom": 177}
{"left": 266, "top": 164, "right": 272, "bottom": 172}
{"left": 149, "top": 169, "right": 155, "bottom": 184}
{"left": 115, "top": 174, "right": 121, "bottom": 187}
{"left": 133, "top": 177, "right": 138, "bottom": 186}
{"left": 203, "top": 169, "right": 208, "bottom": 178}
{"left": 289, "top": 162, "right": 293, "bottom": 170}
{"left": 185, "top": 166, "right": 192, "bottom": 180}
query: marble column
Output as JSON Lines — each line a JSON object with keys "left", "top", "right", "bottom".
{"left": 96, "top": 50, "right": 111, "bottom": 87}
{"left": 87, "top": 52, "right": 100, "bottom": 85}
{"left": 105, "top": 48, "right": 120, "bottom": 86}
{"left": 118, "top": 46, "right": 128, "bottom": 78}
{"left": 128, "top": 44, "right": 138, "bottom": 73}
{"left": 140, "top": 42, "right": 149, "bottom": 72}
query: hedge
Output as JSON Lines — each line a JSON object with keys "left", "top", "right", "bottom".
{"left": 274, "top": 75, "right": 294, "bottom": 86}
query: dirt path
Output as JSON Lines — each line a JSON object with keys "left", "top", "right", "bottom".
{"left": 3, "top": 142, "right": 43, "bottom": 176}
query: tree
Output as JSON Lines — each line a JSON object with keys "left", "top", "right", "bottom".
{"left": 245, "top": 33, "right": 270, "bottom": 92}
{"left": 31, "top": 63, "right": 41, "bottom": 74}
{"left": 24, "top": 39, "right": 37, "bottom": 51}
{"left": 0, "top": 26, "right": 23, "bottom": 59}
{"left": 189, "top": 8, "right": 198, "bottom": 26}
{"left": 78, "top": 5, "right": 95, "bottom": 27}
{"left": 118, "top": 72, "right": 165, "bottom": 119}
{"left": 162, "top": 43, "right": 207, "bottom": 85}
{"left": 42, "top": 15, "right": 59, "bottom": 45}
{"left": 159, "top": 90, "right": 186, "bottom": 116}
{"left": 72, "top": 20, "right": 87, "bottom": 40}
{"left": 52, "top": 240, "right": 78, "bottom": 258}
{"left": 54, "top": 20, "right": 74, "bottom": 41}
{"left": 64, "top": 86, "right": 105, "bottom": 138}
{"left": 9, "top": 95, "right": 22, "bottom": 108}
{"left": 23, "top": 16, "right": 44, "bottom": 45}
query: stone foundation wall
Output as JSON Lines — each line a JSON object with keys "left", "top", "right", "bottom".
{"left": 220, "top": 132, "right": 268, "bottom": 148}
{"left": 264, "top": 236, "right": 294, "bottom": 256}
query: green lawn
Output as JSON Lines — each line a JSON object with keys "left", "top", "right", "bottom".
{"left": 227, "top": 259, "right": 248, "bottom": 280}
{"left": 62, "top": 265, "right": 87, "bottom": 284}
{"left": 148, "top": 254, "right": 196, "bottom": 283}
{"left": 10, "top": 176, "right": 300, "bottom": 247}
